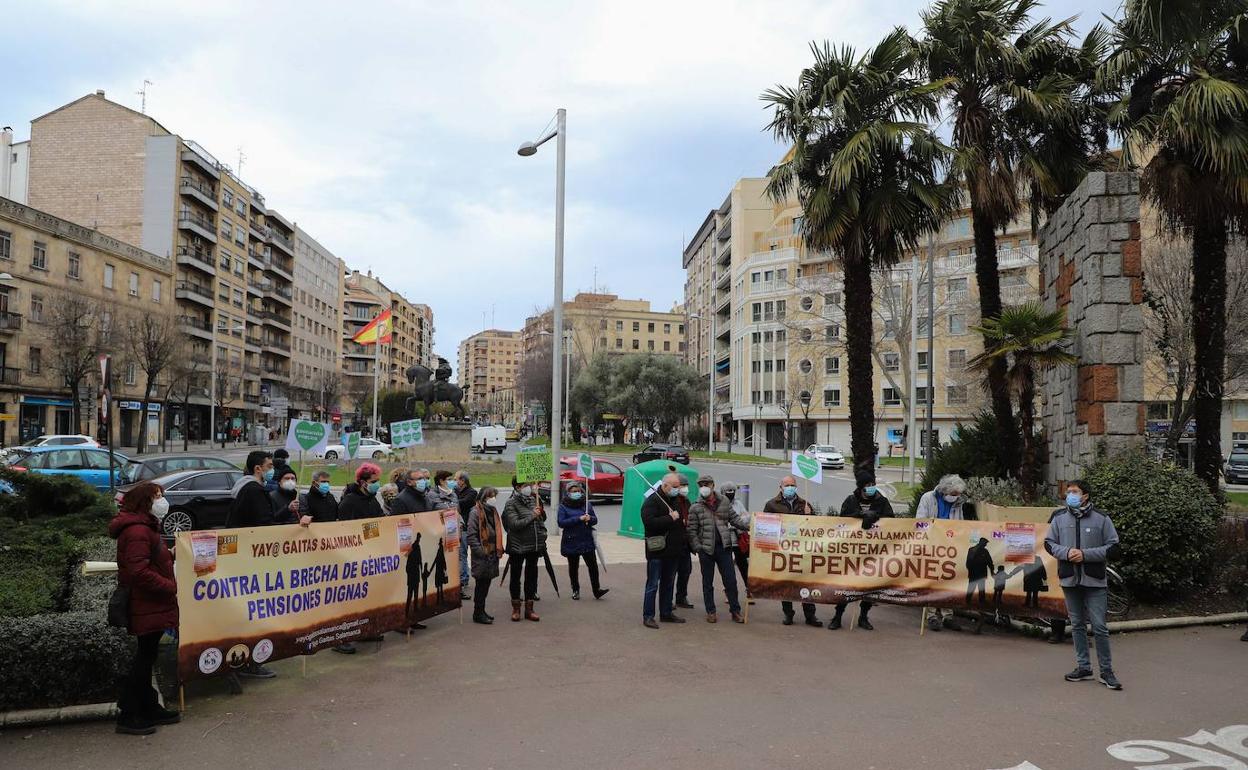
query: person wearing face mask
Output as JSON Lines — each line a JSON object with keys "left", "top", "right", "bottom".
{"left": 720, "top": 483, "right": 753, "bottom": 601}
{"left": 557, "top": 481, "right": 608, "bottom": 601}
{"left": 267, "top": 449, "right": 292, "bottom": 493}
{"left": 640, "top": 472, "right": 692, "bottom": 629}
{"left": 453, "top": 471, "right": 477, "bottom": 601}
{"left": 465, "top": 486, "right": 504, "bottom": 624}
{"left": 227, "top": 450, "right": 276, "bottom": 529}
{"left": 298, "top": 470, "right": 339, "bottom": 524}
{"left": 502, "top": 476, "right": 547, "bottom": 622}
{"left": 1044, "top": 479, "right": 1123, "bottom": 691}
{"left": 673, "top": 478, "right": 695, "bottom": 610}
{"left": 765, "top": 475, "right": 821, "bottom": 627}
{"left": 831, "top": 470, "right": 895, "bottom": 631}
{"left": 391, "top": 468, "right": 433, "bottom": 515}
{"left": 686, "top": 476, "right": 749, "bottom": 623}
{"left": 110, "top": 482, "right": 180, "bottom": 735}
{"left": 430, "top": 470, "right": 460, "bottom": 511}
{"left": 269, "top": 470, "right": 302, "bottom": 524}
{"left": 338, "top": 463, "right": 384, "bottom": 521}
{"left": 916, "top": 474, "right": 974, "bottom": 631}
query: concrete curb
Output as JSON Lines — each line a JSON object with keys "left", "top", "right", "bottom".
{"left": 581, "top": 450, "right": 784, "bottom": 468}
{"left": 1012, "top": 611, "right": 1248, "bottom": 638}
{"left": 0, "top": 702, "right": 117, "bottom": 728}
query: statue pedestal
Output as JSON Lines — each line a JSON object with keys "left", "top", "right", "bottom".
{"left": 399, "top": 422, "right": 471, "bottom": 464}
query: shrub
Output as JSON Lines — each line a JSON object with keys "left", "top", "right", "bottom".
{"left": 1083, "top": 451, "right": 1222, "bottom": 600}
{"left": 687, "top": 426, "right": 709, "bottom": 451}
{"left": 0, "top": 467, "right": 116, "bottom": 524}
{"left": 911, "top": 412, "right": 1011, "bottom": 513}
{"left": 67, "top": 536, "right": 119, "bottom": 615}
{"left": 0, "top": 611, "right": 134, "bottom": 710}
{"left": 0, "top": 524, "right": 87, "bottom": 617}
{"left": 965, "top": 476, "right": 1032, "bottom": 507}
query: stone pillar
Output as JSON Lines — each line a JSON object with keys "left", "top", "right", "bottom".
{"left": 1039, "top": 172, "right": 1145, "bottom": 491}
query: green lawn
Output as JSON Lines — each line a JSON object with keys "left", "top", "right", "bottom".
{"left": 690, "top": 450, "right": 783, "bottom": 465}
{"left": 1226, "top": 490, "right": 1248, "bottom": 511}
{"left": 877, "top": 456, "right": 927, "bottom": 468}
{"left": 889, "top": 481, "right": 918, "bottom": 505}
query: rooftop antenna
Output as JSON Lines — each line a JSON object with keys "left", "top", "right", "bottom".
{"left": 237, "top": 147, "right": 246, "bottom": 175}
{"left": 491, "top": 303, "right": 496, "bottom": 328}
{"left": 136, "top": 80, "right": 152, "bottom": 114}
{"left": 593, "top": 266, "right": 598, "bottom": 294}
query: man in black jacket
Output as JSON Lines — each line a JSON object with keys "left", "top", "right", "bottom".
{"left": 764, "top": 475, "right": 820, "bottom": 628}
{"left": 228, "top": 450, "right": 275, "bottom": 529}
{"left": 640, "top": 472, "right": 689, "bottom": 629}
{"left": 298, "top": 470, "right": 339, "bottom": 524}
{"left": 267, "top": 449, "right": 293, "bottom": 493}
{"left": 453, "top": 471, "right": 477, "bottom": 601}
{"left": 966, "top": 537, "right": 995, "bottom": 608}
{"left": 830, "top": 470, "right": 894, "bottom": 631}
{"left": 391, "top": 468, "right": 432, "bottom": 515}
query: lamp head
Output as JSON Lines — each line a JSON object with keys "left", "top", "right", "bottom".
{"left": 517, "top": 142, "right": 538, "bottom": 157}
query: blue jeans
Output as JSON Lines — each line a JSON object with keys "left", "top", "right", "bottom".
{"left": 1063, "top": 586, "right": 1112, "bottom": 673}
{"left": 643, "top": 557, "right": 677, "bottom": 620}
{"left": 699, "top": 542, "right": 741, "bottom": 615}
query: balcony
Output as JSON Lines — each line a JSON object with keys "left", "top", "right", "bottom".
{"left": 243, "top": 393, "right": 260, "bottom": 405}
{"left": 0, "top": 311, "right": 23, "bottom": 334}
{"left": 174, "top": 280, "right": 214, "bottom": 306}
{"left": 177, "top": 211, "right": 217, "bottom": 243}
{"left": 179, "top": 177, "right": 218, "bottom": 210}
{"left": 717, "top": 240, "right": 732, "bottom": 266}
{"left": 175, "top": 246, "right": 216, "bottom": 276}
{"left": 0, "top": 366, "right": 19, "bottom": 386}
{"left": 262, "top": 363, "right": 290, "bottom": 378}
{"left": 265, "top": 343, "right": 291, "bottom": 360}
{"left": 263, "top": 255, "right": 293, "bottom": 281}
{"left": 344, "top": 342, "right": 374, "bottom": 359}
{"left": 249, "top": 219, "right": 270, "bottom": 240}
{"left": 177, "top": 315, "right": 213, "bottom": 340}
{"left": 716, "top": 217, "right": 731, "bottom": 242}
{"left": 244, "top": 335, "right": 262, "bottom": 352}
{"left": 250, "top": 192, "right": 266, "bottom": 214}
{"left": 258, "top": 310, "right": 291, "bottom": 331}
{"left": 715, "top": 270, "right": 731, "bottom": 291}
{"left": 247, "top": 249, "right": 265, "bottom": 269}
{"left": 997, "top": 244, "right": 1039, "bottom": 270}
{"left": 259, "top": 279, "right": 293, "bottom": 305}
{"left": 264, "top": 338, "right": 291, "bottom": 353}
{"left": 267, "top": 229, "right": 294, "bottom": 256}
{"left": 246, "top": 278, "right": 263, "bottom": 297}
{"left": 181, "top": 147, "right": 220, "bottom": 179}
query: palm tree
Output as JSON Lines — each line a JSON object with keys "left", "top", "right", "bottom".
{"left": 918, "top": 0, "right": 1092, "bottom": 478}
{"left": 1102, "top": 0, "right": 1248, "bottom": 493}
{"left": 763, "top": 29, "right": 955, "bottom": 472}
{"left": 968, "top": 303, "right": 1077, "bottom": 495}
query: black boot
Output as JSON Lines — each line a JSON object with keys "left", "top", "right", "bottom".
{"left": 857, "top": 611, "right": 874, "bottom": 631}
{"left": 115, "top": 714, "right": 157, "bottom": 735}
{"left": 827, "top": 612, "right": 843, "bottom": 630}
{"left": 472, "top": 610, "right": 493, "bottom": 625}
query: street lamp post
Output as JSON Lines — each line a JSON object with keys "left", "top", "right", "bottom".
{"left": 519, "top": 109, "right": 567, "bottom": 486}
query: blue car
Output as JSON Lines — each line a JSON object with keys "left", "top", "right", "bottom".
{"left": 5, "top": 445, "right": 131, "bottom": 491}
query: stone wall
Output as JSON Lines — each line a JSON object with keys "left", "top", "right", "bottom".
{"left": 1039, "top": 172, "right": 1146, "bottom": 489}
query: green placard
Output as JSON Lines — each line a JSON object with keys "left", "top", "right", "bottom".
{"left": 515, "top": 448, "right": 552, "bottom": 484}
{"left": 577, "top": 452, "right": 594, "bottom": 479}
{"left": 345, "top": 432, "right": 361, "bottom": 460}
{"left": 792, "top": 452, "right": 823, "bottom": 484}
{"left": 390, "top": 418, "right": 424, "bottom": 448}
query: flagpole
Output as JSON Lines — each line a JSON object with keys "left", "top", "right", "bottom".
{"left": 371, "top": 314, "right": 380, "bottom": 440}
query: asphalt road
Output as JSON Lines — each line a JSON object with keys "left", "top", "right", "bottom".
{"left": 3, "top": 563, "right": 1243, "bottom": 770}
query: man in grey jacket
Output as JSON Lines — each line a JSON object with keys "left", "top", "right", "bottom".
{"left": 687, "top": 476, "right": 750, "bottom": 624}
{"left": 1044, "top": 479, "right": 1123, "bottom": 691}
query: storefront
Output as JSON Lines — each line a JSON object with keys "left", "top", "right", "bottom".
{"left": 19, "top": 396, "right": 76, "bottom": 442}
{"left": 119, "top": 401, "right": 162, "bottom": 448}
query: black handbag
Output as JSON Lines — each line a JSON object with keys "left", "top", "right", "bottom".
{"left": 645, "top": 535, "right": 667, "bottom": 554}
{"left": 107, "top": 584, "right": 131, "bottom": 628}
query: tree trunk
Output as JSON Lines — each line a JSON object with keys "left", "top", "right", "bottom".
{"left": 1018, "top": 370, "right": 1036, "bottom": 497}
{"left": 1191, "top": 214, "right": 1228, "bottom": 494}
{"left": 136, "top": 379, "right": 154, "bottom": 455}
{"left": 182, "top": 398, "right": 190, "bottom": 452}
{"left": 969, "top": 199, "right": 1021, "bottom": 476}
{"left": 69, "top": 381, "right": 82, "bottom": 435}
{"left": 1163, "top": 373, "right": 1190, "bottom": 459}
{"left": 843, "top": 259, "right": 877, "bottom": 472}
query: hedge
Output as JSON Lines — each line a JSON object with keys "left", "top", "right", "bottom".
{"left": 0, "top": 611, "right": 135, "bottom": 710}
{"left": 0, "top": 467, "right": 116, "bottom": 524}
{"left": 0, "top": 526, "right": 86, "bottom": 617}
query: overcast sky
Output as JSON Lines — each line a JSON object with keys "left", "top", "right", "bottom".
{"left": 3, "top": 0, "right": 1118, "bottom": 367}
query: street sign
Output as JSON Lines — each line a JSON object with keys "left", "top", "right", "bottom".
{"left": 345, "top": 431, "right": 362, "bottom": 460}
{"left": 390, "top": 418, "right": 424, "bottom": 448}
{"left": 285, "top": 419, "right": 330, "bottom": 454}
{"left": 576, "top": 452, "right": 595, "bottom": 480}
{"left": 792, "top": 452, "right": 823, "bottom": 484}
{"left": 516, "top": 447, "right": 552, "bottom": 483}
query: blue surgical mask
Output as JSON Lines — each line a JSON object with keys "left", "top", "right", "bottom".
{"left": 667, "top": 487, "right": 681, "bottom": 498}
{"left": 262, "top": 468, "right": 274, "bottom": 482}
{"left": 864, "top": 486, "right": 878, "bottom": 497}
{"left": 415, "top": 479, "right": 429, "bottom": 492}
{"left": 317, "top": 481, "right": 331, "bottom": 495}
{"left": 569, "top": 491, "right": 583, "bottom": 501}
{"left": 1066, "top": 492, "right": 1083, "bottom": 508}
{"left": 367, "top": 481, "right": 381, "bottom": 495}
{"left": 782, "top": 485, "right": 797, "bottom": 498}
{"left": 447, "top": 479, "right": 458, "bottom": 491}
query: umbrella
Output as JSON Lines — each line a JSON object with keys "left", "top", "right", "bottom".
{"left": 498, "top": 554, "right": 511, "bottom": 587}
{"left": 542, "top": 550, "right": 561, "bottom": 597}
{"left": 593, "top": 529, "right": 608, "bottom": 575}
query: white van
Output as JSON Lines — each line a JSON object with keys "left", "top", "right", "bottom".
{"left": 471, "top": 425, "right": 507, "bottom": 453}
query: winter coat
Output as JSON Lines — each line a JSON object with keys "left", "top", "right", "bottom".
{"left": 338, "top": 483, "right": 383, "bottom": 521}
{"left": 391, "top": 486, "right": 432, "bottom": 515}
{"left": 1044, "top": 504, "right": 1121, "bottom": 588}
{"left": 109, "top": 510, "right": 178, "bottom": 636}
{"left": 298, "top": 486, "right": 339, "bottom": 523}
{"left": 228, "top": 476, "right": 274, "bottom": 528}
{"left": 465, "top": 502, "right": 504, "bottom": 581}
{"left": 269, "top": 487, "right": 299, "bottom": 524}
{"left": 914, "top": 490, "right": 977, "bottom": 521}
{"left": 502, "top": 491, "right": 548, "bottom": 555}
{"left": 687, "top": 493, "right": 750, "bottom": 555}
{"left": 429, "top": 485, "right": 459, "bottom": 513}
{"left": 839, "top": 490, "right": 894, "bottom": 529}
{"left": 557, "top": 497, "right": 598, "bottom": 557}
{"left": 640, "top": 488, "right": 688, "bottom": 560}
{"left": 966, "top": 541, "right": 995, "bottom": 580}
{"left": 456, "top": 485, "right": 478, "bottom": 523}
{"left": 764, "top": 493, "right": 816, "bottom": 516}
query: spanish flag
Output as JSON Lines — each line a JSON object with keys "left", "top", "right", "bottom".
{"left": 352, "top": 309, "right": 393, "bottom": 345}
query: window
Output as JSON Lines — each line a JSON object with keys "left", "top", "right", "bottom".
{"left": 751, "top": 390, "right": 761, "bottom": 404}
{"left": 752, "top": 361, "right": 761, "bottom": 373}
{"left": 948, "top": 313, "right": 967, "bottom": 335}
{"left": 129, "top": 272, "right": 139, "bottom": 297}
{"left": 825, "top": 356, "right": 840, "bottom": 375}
{"left": 764, "top": 360, "right": 774, "bottom": 373}
{"left": 219, "top": 248, "right": 232, "bottom": 269}
{"left": 824, "top": 291, "right": 841, "bottom": 309}
{"left": 825, "top": 324, "right": 840, "bottom": 342}
{"left": 776, "top": 359, "right": 786, "bottom": 372}
{"left": 800, "top": 296, "right": 813, "bottom": 312}
{"left": 884, "top": 284, "right": 901, "bottom": 302}
{"left": 647, "top": 339, "right": 655, "bottom": 351}
{"left": 68, "top": 252, "right": 80, "bottom": 278}
{"left": 647, "top": 322, "right": 655, "bottom": 333}
{"left": 223, "top": 189, "right": 234, "bottom": 207}
{"left": 917, "top": 351, "right": 930, "bottom": 371}
{"left": 234, "top": 225, "right": 246, "bottom": 246}
{"left": 947, "top": 277, "right": 968, "bottom": 296}
{"left": 663, "top": 323, "right": 671, "bottom": 334}
{"left": 882, "top": 387, "right": 902, "bottom": 406}
{"left": 946, "top": 384, "right": 969, "bottom": 405}
{"left": 101, "top": 311, "right": 112, "bottom": 334}
{"left": 218, "top": 282, "right": 230, "bottom": 301}
{"left": 777, "top": 268, "right": 788, "bottom": 282}
{"left": 795, "top": 358, "right": 812, "bottom": 374}
{"left": 883, "top": 318, "right": 897, "bottom": 338}
{"left": 599, "top": 336, "right": 607, "bottom": 348}
{"left": 763, "top": 390, "right": 774, "bottom": 404}
{"left": 125, "top": 361, "right": 137, "bottom": 386}
{"left": 800, "top": 328, "right": 812, "bottom": 343}
{"left": 823, "top": 388, "right": 841, "bottom": 407}
{"left": 883, "top": 352, "right": 900, "bottom": 372}
{"left": 29, "top": 294, "right": 42, "bottom": 322}
{"left": 28, "top": 346, "right": 41, "bottom": 374}
{"left": 629, "top": 339, "right": 638, "bottom": 350}
{"left": 915, "top": 386, "right": 930, "bottom": 403}
{"left": 776, "top": 299, "right": 787, "bottom": 321}
{"left": 0, "top": 230, "right": 10, "bottom": 260}
{"left": 233, "top": 288, "right": 244, "bottom": 307}
{"left": 776, "top": 389, "right": 786, "bottom": 404}
{"left": 599, "top": 319, "right": 607, "bottom": 330}
{"left": 775, "top": 329, "right": 786, "bottom": 342}
{"left": 752, "top": 302, "right": 762, "bottom": 322}
{"left": 917, "top": 316, "right": 931, "bottom": 336}
{"left": 153, "top": 279, "right": 162, "bottom": 303}
{"left": 614, "top": 338, "right": 622, "bottom": 349}
{"left": 632, "top": 321, "right": 639, "bottom": 332}
{"left": 615, "top": 320, "right": 623, "bottom": 331}
{"left": 663, "top": 340, "right": 670, "bottom": 351}
{"left": 948, "top": 349, "right": 967, "bottom": 370}
{"left": 792, "top": 215, "right": 804, "bottom": 234}
{"left": 678, "top": 324, "right": 684, "bottom": 334}
{"left": 104, "top": 263, "right": 115, "bottom": 289}
{"left": 678, "top": 341, "right": 685, "bottom": 352}
{"left": 751, "top": 332, "right": 761, "bottom": 344}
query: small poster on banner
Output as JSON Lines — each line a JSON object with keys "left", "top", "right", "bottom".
{"left": 442, "top": 509, "right": 460, "bottom": 549}
{"left": 192, "top": 532, "right": 218, "bottom": 576}
{"left": 753, "top": 513, "right": 783, "bottom": 553}
{"left": 1005, "top": 522, "right": 1037, "bottom": 563}
{"left": 396, "top": 517, "right": 414, "bottom": 555}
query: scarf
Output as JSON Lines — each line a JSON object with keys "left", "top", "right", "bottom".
{"left": 477, "top": 503, "right": 504, "bottom": 556}
{"left": 936, "top": 494, "right": 953, "bottom": 520}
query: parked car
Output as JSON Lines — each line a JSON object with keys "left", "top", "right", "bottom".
{"left": 805, "top": 444, "right": 846, "bottom": 469}
{"left": 3, "top": 434, "right": 99, "bottom": 461}
{"left": 505, "top": 426, "right": 520, "bottom": 441}
{"left": 5, "top": 446, "right": 131, "bottom": 491}
{"left": 1225, "top": 450, "right": 1248, "bottom": 484}
{"left": 471, "top": 425, "right": 507, "bottom": 453}
{"left": 631, "top": 444, "right": 690, "bottom": 466}
{"left": 317, "top": 437, "right": 391, "bottom": 461}
{"left": 116, "top": 468, "right": 247, "bottom": 537}
{"left": 121, "top": 455, "right": 239, "bottom": 484}
{"left": 538, "top": 455, "right": 627, "bottom": 502}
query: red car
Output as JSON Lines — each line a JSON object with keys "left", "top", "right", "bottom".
{"left": 539, "top": 455, "right": 625, "bottom": 502}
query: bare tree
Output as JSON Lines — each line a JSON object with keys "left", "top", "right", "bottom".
{"left": 1143, "top": 234, "right": 1248, "bottom": 457}
{"left": 314, "top": 368, "right": 343, "bottom": 420}
{"left": 46, "top": 294, "right": 112, "bottom": 434}
{"left": 213, "top": 368, "right": 240, "bottom": 447}
{"left": 343, "top": 375, "right": 372, "bottom": 429}
{"left": 164, "top": 338, "right": 208, "bottom": 451}
{"left": 121, "top": 311, "right": 179, "bottom": 454}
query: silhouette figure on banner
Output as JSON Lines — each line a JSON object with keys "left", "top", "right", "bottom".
{"left": 965, "top": 537, "right": 996, "bottom": 607}
{"left": 1021, "top": 555, "right": 1049, "bottom": 609}
{"left": 992, "top": 565, "right": 1025, "bottom": 615}
{"left": 405, "top": 532, "right": 424, "bottom": 615}
{"left": 432, "top": 537, "right": 449, "bottom": 606}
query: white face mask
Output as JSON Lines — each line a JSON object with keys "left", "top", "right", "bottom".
{"left": 520, "top": 486, "right": 533, "bottom": 497}
{"left": 679, "top": 485, "right": 690, "bottom": 497}
{"left": 151, "top": 497, "right": 169, "bottom": 518}
{"left": 943, "top": 494, "right": 959, "bottom": 503}
{"left": 280, "top": 480, "right": 297, "bottom": 492}
{"left": 698, "top": 486, "right": 712, "bottom": 498}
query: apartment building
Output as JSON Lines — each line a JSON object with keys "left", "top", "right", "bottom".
{"left": 1, "top": 127, "right": 29, "bottom": 203}
{"left": 457, "top": 329, "right": 521, "bottom": 421}
{"left": 23, "top": 91, "right": 295, "bottom": 439}
{"left": 0, "top": 197, "right": 173, "bottom": 446}
{"left": 292, "top": 226, "right": 345, "bottom": 420}
{"left": 522, "top": 292, "right": 687, "bottom": 368}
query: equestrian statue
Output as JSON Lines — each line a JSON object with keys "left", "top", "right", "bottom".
{"left": 405, "top": 357, "right": 467, "bottom": 419}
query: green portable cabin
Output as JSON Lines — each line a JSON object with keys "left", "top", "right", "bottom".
{"left": 617, "top": 459, "right": 699, "bottom": 538}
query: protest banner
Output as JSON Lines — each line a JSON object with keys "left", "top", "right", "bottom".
{"left": 390, "top": 418, "right": 424, "bottom": 448}
{"left": 516, "top": 446, "right": 552, "bottom": 483}
{"left": 747, "top": 515, "right": 1067, "bottom": 618}
{"left": 174, "top": 509, "right": 459, "bottom": 682}
{"left": 285, "top": 419, "right": 331, "bottom": 455}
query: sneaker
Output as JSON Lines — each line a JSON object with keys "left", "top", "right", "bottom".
{"left": 1099, "top": 671, "right": 1123, "bottom": 690}
{"left": 572, "top": 591, "right": 581, "bottom": 601}
{"left": 659, "top": 614, "right": 687, "bottom": 624}
{"left": 1064, "top": 667, "right": 1094, "bottom": 682}
{"left": 643, "top": 618, "right": 660, "bottom": 630}
{"left": 827, "top": 616, "right": 843, "bottom": 630}
{"left": 146, "top": 706, "right": 181, "bottom": 726}
{"left": 409, "top": 622, "right": 428, "bottom": 631}
{"left": 238, "top": 663, "right": 277, "bottom": 679}
{"left": 115, "top": 716, "right": 157, "bottom": 736}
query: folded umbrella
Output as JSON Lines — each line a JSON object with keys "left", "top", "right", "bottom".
{"left": 542, "top": 550, "right": 561, "bottom": 597}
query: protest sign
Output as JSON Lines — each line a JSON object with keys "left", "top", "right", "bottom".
{"left": 747, "top": 515, "right": 1067, "bottom": 618}
{"left": 175, "top": 509, "right": 459, "bottom": 682}
{"left": 576, "top": 452, "right": 595, "bottom": 480}
{"left": 516, "top": 446, "right": 552, "bottom": 483}
{"left": 791, "top": 452, "right": 823, "bottom": 484}
{"left": 344, "top": 432, "right": 361, "bottom": 460}
{"left": 389, "top": 418, "right": 423, "bottom": 448}
{"left": 285, "top": 420, "right": 330, "bottom": 455}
